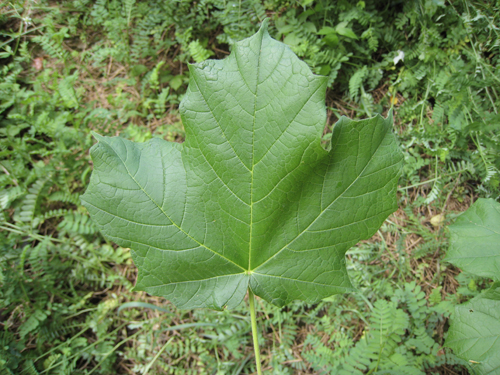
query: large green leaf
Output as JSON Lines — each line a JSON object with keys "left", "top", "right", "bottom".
{"left": 445, "top": 198, "right": 500, "bottom": 280}
{"left": 444, "top": 198, "right": 500, "bottom": 374}
{"left": 445, "top": 285, "right": 500, "bottom": 375}
{"left": 81, "top": 21, "right": 403, "bottom": 310}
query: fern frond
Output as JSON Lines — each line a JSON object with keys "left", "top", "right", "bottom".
{"left": 130, "top": 17, "right": 153, "bottom": 63}
{"left": 413, "top": 65, "right": 427, "bottom": 81}
{"left": 431, "top": 102, "right": 444, "bottom": 124}
{"left": 90, "top": 0, "right": 109, "bottom": 25}
{"left": 21, "top": 360, "right": 40, "bottom": 375}
{"left": 0, "top": 186, "right": 25, "bottom": 210}
{"left": 392, "top": 282, "right": 428, "bottom": 322}
{"left": 39, "top": 320, "right": 78, "bottom": 342}
{"left": 29, "top": 237, "right": 50, "bottom": 275}
{"left": 32, "top": 35, "right": 69, "bottom": 60}
{"left": 434, "top": 69, "right": 451, "bottom": 93}
{"left": 58, "top": 212, "right": 97, "bottom": 235}
{"left": 412, "top": 241, "right": 438, "bottom": 259}
{"left": 361, "top": 28, "right": 378, "bottom": 51}
{"left": 19, "top": 309, "right": 48, "bottom": 339}
{"left": 424, "top": 177, "right": 442, "bottom": 204}
{"left": 123, "top": 0, "right": 136, "bottom": 25}
{"left": 17, "top": 178, "right": 49, "bottom": 227}
{"left": 214, "top": 0, "right": 265, "bottom": 45}
{"left": 448, "top": 160, "right": 475, "bottom": 175}
{"left": 48, "top": 191, "right": 81, "bottom": 205}
{"left": 349, "top": 67, "right": 368, "bottom": 100}
{"left": 153, "top": 88, "right": 170, "bottom": 116}
{"left": 58, "top": 74, "right": 79, "bottom": 109}
{"left": 188, "top": 40, "right": 213, "bottom": 63}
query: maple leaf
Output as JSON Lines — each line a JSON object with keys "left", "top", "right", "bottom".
{"left": 81, "top": 21, "right": 403, "bottom": 310}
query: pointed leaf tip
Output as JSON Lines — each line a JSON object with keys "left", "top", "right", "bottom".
{"left": 259, "top": 17, "right": 270, "bottom": 32}
{"left": 90, "top": 131, "right": 104, "bottom": 142}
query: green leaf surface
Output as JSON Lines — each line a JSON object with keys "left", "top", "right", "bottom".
{"left": 81, "top": 21, "right": 402, "bottom": 310}
{"left": 445, "top": 286, "right": 500, "bottom": 375}
{"left": 445, "top": 198, "right": 500, "bottom": 280}
{"left": 335, "top": 22, "right": 358, "bottom": 40}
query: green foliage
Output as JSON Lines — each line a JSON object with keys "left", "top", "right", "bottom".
{"left": 391, "top": 2, "right": 500, "bottom": 199}
{"left": 82, "top": 23, "right": 403, "bottom": 310}
{"left": 0, "top": 0, "right": 498, "bottom": 372}
{"left": 302, "top": 273, "right": 462, "bottom": 374}
{"left": 445, "top": 199, "right": 500, "bottom": 374}
{"left": 445, "top": 198, "right": 500, "bottom": 280}
{"left": 446, "top": 285, "right": 500, "bottom": 375}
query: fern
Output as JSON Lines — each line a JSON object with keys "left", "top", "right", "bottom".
{"left": 431, "top": 102, "right": 444, "bottom": 124}
{"left": 32, "top": 35, "right": 69, "bottom": 60}
{"left": 413, "top": 241, "right": 439, "bottom": 260}
{"left": 28, "top": 238, "right": 50, "bottom": 275}
{"left": 123, "top": 0, "right": 136, "bottom": 26}
{"left": 0, "top": 185, "right": 25, "bottom": 210}
{"left": 413, "top": 64, "right": 427, "bottom": 81}
{"left": 1, "top": 0, "right": 497, "bottom": 373}
{"left": 21, "top": 361, "right": 40, "bottom": 375}
{"left": 17, "top": 178, "right": 49, "bottom": 227}
{"left": 361, "top": 27, "right": 379, "bottom": 52}
{"left": 349, "top": 66, "right": 368, "bottom": 100}
{"left": 424, "top": 177, "right": 442, "bottom": 204}
{"left": 308, "top": 49, "right": 350, "bottom": 86}
{"left": 19, "top": 309, "right": 49, "bottom": 339}
{"left": 188, "top": 40, "right": 213, "bottom": 63}
{"left": 57, "top": 74, "right": 79, "bottom": 109}
{"left": 214, "top": 0, "right": 265, "bottom": 45}
{"left": 90, "top": 0, "right": 109, "bottom": 25}
{"left": 130, "top": 17, "right": 153, "bottom": 63}
{"left": 58, "top": 212, "right": 97, "bottom": 235}
{"left": 302, "top": 280, "right": 454, "bottom": 374}
{"left": 154, "top": 88, "right": 170, "bottom": 117}
{"left": 304, "top": 299, "right": 411, "bottom": 373}
{"left": 48, "top": 191, "right": 81, "bottom": 205}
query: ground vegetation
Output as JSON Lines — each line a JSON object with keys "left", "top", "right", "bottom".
{"left": 1, "top": 0, "right": 499, "bottom": 374}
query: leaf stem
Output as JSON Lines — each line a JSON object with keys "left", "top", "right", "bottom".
{"left": 248, "top": 289, "right": 263, "bottom": 375}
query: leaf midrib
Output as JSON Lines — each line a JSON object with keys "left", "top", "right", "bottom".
{"left": 248, "top": 30, "right": 264, "bottom": 271}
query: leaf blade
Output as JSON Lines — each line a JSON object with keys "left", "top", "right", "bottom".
{"left": 251, "top": 114, "right": 402, "bottom": 306}
{"left": 445, "top": 287, "right": 500, "bottom": 375}
{"left": 82, "top": 21, "right": 403, "bottom": 309}
{"left": 445, "top": 198, "right": 500, "bottom": 280}
{"left": 81, "top": 136, "right": 248, "bottom": 309}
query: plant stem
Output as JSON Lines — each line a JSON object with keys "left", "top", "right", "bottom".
{"left": 248, "top": 289, "right": 263, "bottom": 375}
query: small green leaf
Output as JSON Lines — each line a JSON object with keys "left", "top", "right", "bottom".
{"left": 323, "top": 35, "right": 339, "bottom": 47}
{"left": 169, "top": 75, "right": 184, "bottom": 91}
{"left": 445, "top": 285, "right": 500, "bottom": 375}
{"left": 283, "top": 33, "right": 302, "bottom": 46}
{"left": 19, "top": 310, "right": 48, "bottom": 338}
{"left": 445, "top": 199, "right": 500, "bottom": 373}
{"left": 318, "top": 26, "right": 336, "bottom": 35}
{"left": 130, "top": 64, "right": 149, "bottom": 77}
{"left": 445, "top": 198, "right": 500, "bottom": 281}
{"left": 81, "top": 21, "right": 402, "bottom": 310}
{"left": 300, "top": 0, "right": 314, "bottom": 6}
{"left": 318, "top": 26, "right": 339, "bottom": 46}
{"left": 336, "top": 22, "right": 358, "bottom": 40}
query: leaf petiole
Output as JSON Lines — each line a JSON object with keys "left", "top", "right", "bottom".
{"left": 248, "top": 288, "right": 263, "bottom": 375}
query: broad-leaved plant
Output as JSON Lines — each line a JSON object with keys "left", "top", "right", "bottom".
{"left": 82, "top": 20, "right": 403, "bottom": 372}
{"left": 445, "top": 198, "right": 500, "bottom": 375}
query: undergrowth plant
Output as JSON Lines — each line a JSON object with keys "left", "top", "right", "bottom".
{"left": 82, "top": 23, "right": 402, "bottom": 374}
{"left": 81, "top": 21, "right": 404, "bottom": 373}
{"left": 1, "top": 0, "right": 498, "bottom": 373}
{"left": 444, "top": 198, "right": 500, "bottom": 375}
